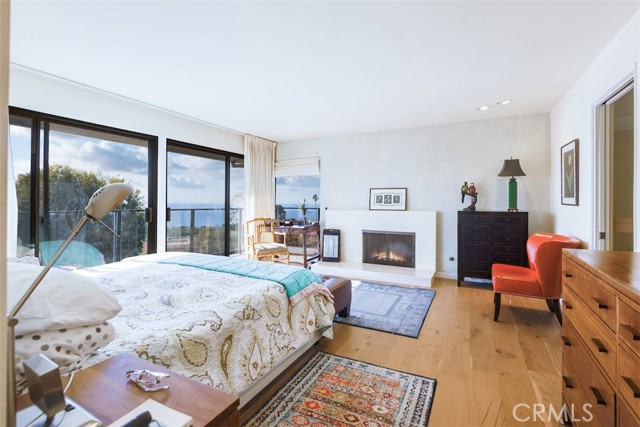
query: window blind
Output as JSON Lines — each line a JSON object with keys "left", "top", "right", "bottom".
{"left": 274, "top": 157, "right": 320, "bottom": 177}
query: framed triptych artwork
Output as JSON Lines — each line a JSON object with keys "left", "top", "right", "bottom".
{"left": 369, "top": 188, "right": 407, "bottom": 211}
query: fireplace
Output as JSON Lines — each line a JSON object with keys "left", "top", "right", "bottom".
{"left": 362, "top": 230, "right": 416, "bottom": 268}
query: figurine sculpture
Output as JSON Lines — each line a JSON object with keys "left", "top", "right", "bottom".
{"left": 461, "top": 181, "right": 478, "bottom": 211}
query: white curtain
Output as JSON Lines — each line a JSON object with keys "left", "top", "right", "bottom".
{"left": 275, "top": 157, "right": 320, "bottom": 177}
{"left": 244, "top": 135, "right": 276, "bottom": 222}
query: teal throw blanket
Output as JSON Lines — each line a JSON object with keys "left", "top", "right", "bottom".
{"left": 156, "top": 254, "right": 323, "bottom": 300}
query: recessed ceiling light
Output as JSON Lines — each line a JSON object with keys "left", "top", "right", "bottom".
{"left": 477, "top": 105, "right": 492, "bottom": 111}
{"left": 497, "top": 99, "right": 513, "bottom": 105}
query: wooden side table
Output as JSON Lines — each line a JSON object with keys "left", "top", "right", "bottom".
{"left": 17, "top": 354, "right": 239, "bottom": 427}
{"left": 275, "top": 222, "right": 320, "bottom": 267}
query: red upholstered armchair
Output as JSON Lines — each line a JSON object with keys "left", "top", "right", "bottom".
{"left": 492, "top": 232, "right": 580, "bottom": 325}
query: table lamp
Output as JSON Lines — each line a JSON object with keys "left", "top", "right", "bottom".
{"left": 497, "top": 158, "right": 526, "bottom": 212}
{"left": 7, "top": 182, "right": 133, "bottom": 427}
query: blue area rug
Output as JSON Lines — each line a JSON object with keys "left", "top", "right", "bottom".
{"left": 334, "top": 281, "right": 435, "bottom": 338}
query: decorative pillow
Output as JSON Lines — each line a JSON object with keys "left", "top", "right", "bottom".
{"left": 8, "top": 262, "right": 122, "bottom": 335}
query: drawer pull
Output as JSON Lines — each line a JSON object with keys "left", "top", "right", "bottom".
{"left": 564, "top": 272, "right": 573, "bottom": 278}
{"left": 561, "top": 336, "right": 571, "bottom": 347}
{"left": 592, "top": 297, "right": 608, "bottom": 310}
{"left": 622, "top": 323, "right": 640, "bottom": 341}
{"left": 590, "top": 387, "right": 607, "bottom": 406}
{"left": 562, "top": 376, "right": 574, "bottom": 389}
{"left": 564, "top": 301, "right": 573, "bottom": 310}
{"left": 591, "top": 338, "right": 608, "bottom": 353}
{"left": 622, "top": 376, "right": 640, "bottom": 398}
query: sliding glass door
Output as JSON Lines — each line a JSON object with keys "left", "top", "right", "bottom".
{"left": 9, "top": 108, "right": 157, "bottom": 266}
{"left": 166, "top": 141, "right": 244, "bottom": 256}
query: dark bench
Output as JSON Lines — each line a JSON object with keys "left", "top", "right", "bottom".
{"left": 320, "top": 275, "right": 352, "bottom": 318}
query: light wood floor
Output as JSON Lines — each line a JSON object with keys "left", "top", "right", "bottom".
{"left": 317, "top": 278, "right": 564, "bottom": 427}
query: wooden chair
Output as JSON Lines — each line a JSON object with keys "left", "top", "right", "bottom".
{"left": 246, "top": 218, "right": 290, "bottom": 264}
{"left": 492, "top": 232, "right": 580, "bottom": 325}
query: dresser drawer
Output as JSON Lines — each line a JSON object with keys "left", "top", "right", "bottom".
{"left": 493, "top": 234, "right": 524, "bottom": 246}
{"left": 462, "top": 224, "right": 490, "bottom": 234}
{"left": 563, "top": 286, "right": 616, "bottom": 384}
{"left": 619, "top": 398, "right": 640, "bottom": 427}
{"left": 462, "top": 214, "right": 492, "bottom": 225}
{"left": 463, "top": 252, "right": 491, "bottom": 263}
{"left": 619, "top": 300, "right": 640, "bottom": 358}
{"left": 461, "top": 233, "right": 490, "bottom": 244}
{"left": 619, "top": 343, "right": 640, "bottom": 421}
{"left": 492, "top": 245, "right": 523, "bottom": 256}
{"left": 462, "top": 243, "right": 490, "bottom": 253}
{"left": 461, "top": 262, "right": 491, "bottom": 276}
{"left": 562, "top": 320, "right": 615, "bottom": 427}
{"left": 563, "top": 259, "right": 617, "bottom": 332}
{"left": 562, "top": 257, "right": 585, "bottom": 292}
{"left": 493, "top": 224, "right": 523, "bottom": 235}
{"left": 493, "top": 215, "right": 524, "bottom": 225}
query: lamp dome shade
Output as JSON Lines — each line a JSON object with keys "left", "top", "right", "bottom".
{"left": 84, "top": 183, "right": 134, "bottom": 221}
{"left": 498, "top": 159, "right": 526, "bottom": 177}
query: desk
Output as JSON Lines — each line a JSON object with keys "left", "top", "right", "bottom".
{"left": 17, "top": 354, "right": 240, "bottom": 427}
{"left": 276, "top": 223, "right": 320, "bottom": 267}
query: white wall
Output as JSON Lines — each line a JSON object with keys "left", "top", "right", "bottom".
{"left": 9, "top": 66, "right": 244, "bottom": 250}
{"left": 277, "top": 113, "right": 552, "bottom": 278}
{"left": 550, "top": 12, "right": 639, "bottom": 247}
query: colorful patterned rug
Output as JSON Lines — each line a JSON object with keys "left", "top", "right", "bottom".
{"left": 244, "top": 352, "right": 437, "bottom": 427}
{"left": 333, "top": 281, "right": 435, "bottom": 338}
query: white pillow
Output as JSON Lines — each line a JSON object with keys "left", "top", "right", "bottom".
{"left": 8, "top": 262, "right": 122, "bottom": 335}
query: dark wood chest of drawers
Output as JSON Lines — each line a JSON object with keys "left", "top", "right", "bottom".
{"left": 457, "top": 211, "right": 528, "bottom": 285}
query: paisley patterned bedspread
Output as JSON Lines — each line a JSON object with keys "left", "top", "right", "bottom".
{"left": 75, "top": 254, "right": 335, "bottom": 396}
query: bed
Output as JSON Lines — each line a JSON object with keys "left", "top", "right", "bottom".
{"left": 12, "top": 252, "right": 335, "bottom": 407}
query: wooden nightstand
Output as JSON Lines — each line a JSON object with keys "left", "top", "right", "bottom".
{"left": 17, "top": 354, "right": 240, "bottom": 427}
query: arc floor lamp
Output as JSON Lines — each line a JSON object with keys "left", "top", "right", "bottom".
{"left": 7, "top": 182, "right": 133, "bottom": 427}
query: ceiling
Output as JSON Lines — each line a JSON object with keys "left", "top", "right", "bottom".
{"left": 9, "top": 1, "right": 640, "bottom": 142}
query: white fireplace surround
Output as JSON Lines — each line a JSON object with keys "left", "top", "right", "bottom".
{"left": 311, "top": 209, "right": 436, "bottom": 287}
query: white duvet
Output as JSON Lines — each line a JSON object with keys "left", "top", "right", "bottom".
{"left": 75, "top": 254, "right": 335, "bottom": 395}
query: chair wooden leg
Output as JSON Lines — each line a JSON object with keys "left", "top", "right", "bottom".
{"left": 493, "top": 293, "right": 501, "bottom": 322}
{"left": 551, "top": 299, "right": 562, "bottom": 326}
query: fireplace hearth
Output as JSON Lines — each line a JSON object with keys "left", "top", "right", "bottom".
{"left": 362, "top": 230, "right": 416, "bottom": 268}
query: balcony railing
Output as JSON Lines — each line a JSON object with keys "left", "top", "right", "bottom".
{"left": 276, "top": 206, "right": 321, "bottom": 223}
{"left": 17, "top": 207, "right": 245, "bottom": 266}
{"left": 166, "top": 207, "right": 244, "bottom": 256}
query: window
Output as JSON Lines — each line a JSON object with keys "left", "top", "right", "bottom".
{"left": 275, "top": 157, "right": 321, "bottom": 224}
{"left": 9, "top": 108, "right": 158, "bottom": 266}
{"left": 275, "top": 176, "right": 321, "bottom": 223}
{"left": 166, "top": 140, "right": 244, "bottom": 256}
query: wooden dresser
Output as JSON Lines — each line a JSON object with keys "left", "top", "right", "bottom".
{"left": 457, "top": 211, "right": 528, "bottom": 285}
{"left": 562, "top": 249, "right": 640, "bottom": 426}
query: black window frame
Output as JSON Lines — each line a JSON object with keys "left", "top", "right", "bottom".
{"left": 8, "top": 106, "right": 159, "bottom": 258}
{"left": 166, "top": 139, "right": 244, "bottom": 256}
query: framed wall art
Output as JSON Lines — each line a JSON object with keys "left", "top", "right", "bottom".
{"left": 369, "top": 188, "right": 407, "bottom": 211}
{"left": 561, "top": 139, "right": 579, "bottom": 206}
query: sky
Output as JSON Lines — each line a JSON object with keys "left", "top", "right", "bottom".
{"left": 9, "top": 125, "right": 245, "bottom": 208}
{"left": 10, "top": 124, "right": 318, "bottom": 210}
{"left": 276, "top": 176, "right": 320, "bottom": 208}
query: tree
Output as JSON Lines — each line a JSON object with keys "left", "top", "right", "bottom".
{"left": 16, "top": 164, "right": 147, "bottom": 264}
{"left": 275, "top": 204, "right": 286, "bottom": 221}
